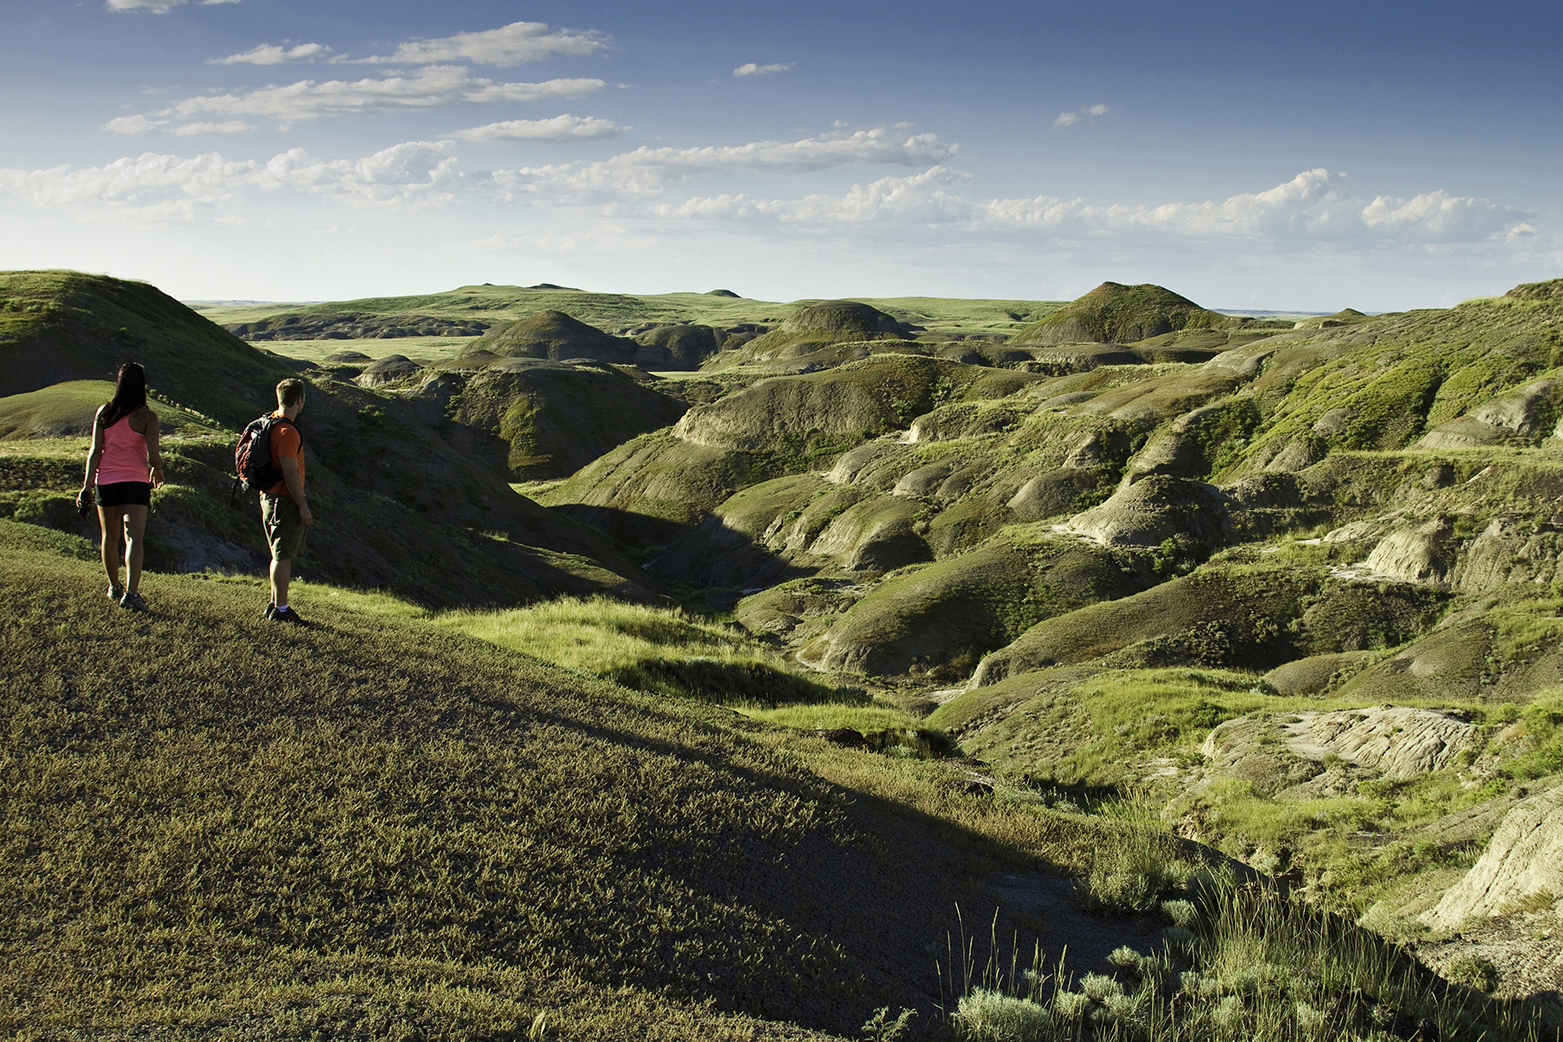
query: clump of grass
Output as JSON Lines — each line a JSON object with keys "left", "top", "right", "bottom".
{"left": 953, "top": 988, "right": 1052, "bottom": 1041}
{"left": 1077, "top": 813, "right": 1203, "bottom": 915}
{"left": 1445, "top": 954, "right": 1501, "bottom": 995}
{"left": 943, "top": 868, "right": 1554, "bottom": 1041}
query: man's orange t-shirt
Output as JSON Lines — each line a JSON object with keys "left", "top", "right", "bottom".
{"left": 264, "top": 411, "right": 304, "bottom": 496}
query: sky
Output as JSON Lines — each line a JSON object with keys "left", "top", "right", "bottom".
{"left": 1, "top": 0, "right": 1559, "bottom": 311}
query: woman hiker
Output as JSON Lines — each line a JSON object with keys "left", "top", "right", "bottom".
{"left": 77, "top": 361, "right": 165, "bottom": 612}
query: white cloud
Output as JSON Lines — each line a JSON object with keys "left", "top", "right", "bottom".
{"left": 1055, "top": 103, "right": 1109, "bottom": 128}
{"left": 451, "top": 115, "right": 625, "bottom": 142}
{"left": 169, "top": 120, "right": 253, "bottom": 135}
{"left": 1359, "top": 189, "right": 1520, "bottom": 242}
{"left": 0, "top": 141, "right": 464, "bottom": 221}
{"left": 650, "top": 167, "right": 1537, "bottom": 251}
{"left": 354, "top": 21, "right": 608, "bottom": 66}
{"left": 210, "top": 42, "right": 330, "bottom": 66}
{"left": 107, "top": 0, "right": 238, "bottom": 9}
{"left": 107, "top": 114, "right": 257, "bottom": 137}
{"left": 105, "top": 114, "right": 165, "bottom": 136}
{"left": 733, "top": 62, "right": 795, "bottom": 77}
{"left": 659, "top": 167, "right": 972, "bottom": 223}
{"left": 493, "top": 127, "right": 958, "bottom": 203}
{"left": 149, "top": 66, "right": 605, "bottom": 127}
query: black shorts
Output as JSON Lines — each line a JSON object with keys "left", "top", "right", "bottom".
{"left": 96, "top": 481, "right": 152, "bottom": 508}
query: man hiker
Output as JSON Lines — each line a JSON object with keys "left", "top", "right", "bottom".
{"left": 262, "top": 378, "right": 313, "bottom": 623}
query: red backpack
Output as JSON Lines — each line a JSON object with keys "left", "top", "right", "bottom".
{"left": 232, "top": 413, "right": 298, "bottom": 500}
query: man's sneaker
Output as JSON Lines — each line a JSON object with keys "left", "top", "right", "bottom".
{"left": 270, "top": 605, "right": 306, "bottom": 625}
{"left": 120, "top": 591, "right": 148, "bottom": 612}
{"left": 107, "top": 584, "right": 124, "bottom": 602}
{"left": 262, "top": 602, "right": 276, "bottom": 619}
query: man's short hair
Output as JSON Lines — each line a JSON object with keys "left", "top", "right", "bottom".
{"left": 276, "top": 378, "right": 307, "bottom": 409}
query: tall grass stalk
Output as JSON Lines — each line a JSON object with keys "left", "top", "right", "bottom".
{"left": 942, "top": 867, "right": 1560, "bottom": 1041}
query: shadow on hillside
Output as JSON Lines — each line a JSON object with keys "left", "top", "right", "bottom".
{"left": 521, "top": 699, "right": 1069, "bottom": 1033}
{"left": 548, "top": 502, "right": 815, "bottom": 595}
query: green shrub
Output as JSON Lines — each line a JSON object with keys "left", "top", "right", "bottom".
{"left": 1445, "top": 954, "right": 1501, "bottom": 994}
{"left": 1077, "top": 824, "right": 1200, "bottom": 914}
{"left": 953, "top": 988, "right": 1051, "bottom": 1042}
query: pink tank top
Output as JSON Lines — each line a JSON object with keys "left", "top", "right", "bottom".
{"left": 98, "top": 414, "right": 149, "bottom": 485}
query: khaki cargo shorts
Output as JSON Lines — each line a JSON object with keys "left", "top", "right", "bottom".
{"left": 261, "top": 493, "right": 309, "bottom": 562}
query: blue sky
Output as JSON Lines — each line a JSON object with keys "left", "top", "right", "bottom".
{"left": 1, "top": 0, "right": 1558, "bottom": 310}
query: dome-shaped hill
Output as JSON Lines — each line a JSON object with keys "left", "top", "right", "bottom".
{"left": 355, "top": 354, "right": 422, "bottom": 387}
{"left": 460, "top": 310, "right": 640, "bottom": 365}
{"left": 780, "top": 300, "right": 905, "bottom": 336}
{"left": 710, "top": 300, "right": 910, "bottom": 372}
{"left": 443, "top": 359, "right": 687, "bottom": 479}
{"left": 633, "top": 324, "right": 724, "bottom": 368}
{"left": 1505, "top": 277, "right": 1563, "bottom": 301}
{"left": 1010, "top": 282, "right": 1227, "bottom": 346}
{"left": 1291, "top": 308, "right": 1370, "bottom": 330}
{"left": 0, "top": 269, "right": 294, "bottom": 425}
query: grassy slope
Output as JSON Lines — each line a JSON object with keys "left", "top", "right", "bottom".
{"left": 0, "top": 270, "right": 295, "bottom": 425}
{"left": 2, "top": 521, "right": 1139, "bottom": 1039}
{"left": 0, "top": 272, "right": 664, "bottom": 607}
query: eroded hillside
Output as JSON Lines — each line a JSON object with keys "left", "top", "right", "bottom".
{"left": 7, "top": 269, "right": 1563, "bottom": 1026}
{"left": 530, "top": 281, "right": 1563, "bottom": 1001}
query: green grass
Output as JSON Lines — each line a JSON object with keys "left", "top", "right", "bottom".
{"left": 433, "top": 595, "right": 843, "bottom": 705}
{"left": 247, "top": 335, "right": 477, "bottom": 366}
{"left": 2, "top": 520, "right": 1207, "bottom": 1039}
{"left": 933, "top": 667, "right": 1271, "bottom": 792}
{"left": 945, "top": 863, "right": 1556, "bottom": 1041}
{"left": 0, "top": 381, "right": 226, "bottom": 440}
{"left": 0, "top": 524, "right": 1002, "bottom": 1037}
{"left": 740, "top": 702, "right": 923, "bottom": 733}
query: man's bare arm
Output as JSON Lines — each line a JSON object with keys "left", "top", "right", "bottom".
{"left": 279, "top": 456, "right": 313, "bottom": 525}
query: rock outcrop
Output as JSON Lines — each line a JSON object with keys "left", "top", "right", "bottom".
{"left": 1364, "top": 519, "right": 1453, "bottom": 584}
{"left": 1279, "top": 706, "right": 1476, "bottom": 779}
{"left": 1423, "top": 784, "right": 1563, "bottom": 932}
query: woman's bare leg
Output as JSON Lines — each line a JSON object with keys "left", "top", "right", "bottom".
{"left": 122, "top": 504, "right": 149, "bottom": 595}
{"left": 97, "top": 504, "right": 123, "bottom": 593}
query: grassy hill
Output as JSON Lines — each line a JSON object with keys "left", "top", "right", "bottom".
{"left": 0, "top": 269, "right": 295, "bottom": 424}
{"left": 5, "top": 522, "right": 1553, "bottom": 1040}
{"left": 1010, "top": 282, "right": 1232, "bottom": 346}
{"left": 0, "top": 520, "right": 1090, "bottom": 1038}
{"left": 0, "top": 271, "right": 662, "bottom": 607}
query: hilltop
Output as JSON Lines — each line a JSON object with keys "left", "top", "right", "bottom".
{"left": 1010, "top": 282, "right": 1232, "bottom": 346}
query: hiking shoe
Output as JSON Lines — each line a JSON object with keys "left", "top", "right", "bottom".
{"left": 120, "top": 591, "right": 148, "bottom": 612}
{"left": 107, "top": 584, "right": 124, "bottom": 602}
{"left": 261, "top": 602, "right": 276, "bottom": 619}
{"left": 270, "top": 606, "right": 306, "bottom": 625}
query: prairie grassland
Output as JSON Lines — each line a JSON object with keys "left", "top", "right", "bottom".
{"left": 251, "top": 335, "right": 477, "bottom": 366}
{"left": 0, "top": 522, "right": 1110, "bottom": 1038}
{"left": 6, "top": 523, "right": 1558, "bottom": 1039}
{"left": 192, "top": 287, "right": 1067, "bottom": 343}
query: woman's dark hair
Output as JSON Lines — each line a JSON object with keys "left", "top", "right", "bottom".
{"left": 101, "top": 361, "right": 148, "bottom": 428}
